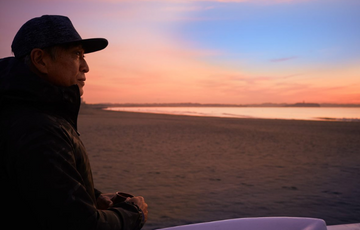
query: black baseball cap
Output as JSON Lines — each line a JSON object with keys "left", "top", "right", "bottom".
{"left": 11, "top": 15, "right": 108, "bottom": 58}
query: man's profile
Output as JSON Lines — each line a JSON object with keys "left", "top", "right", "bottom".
{"left": 0, "top": 15, "right": 148, "bottom": 230}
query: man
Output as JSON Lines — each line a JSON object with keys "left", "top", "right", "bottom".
{"left": 0, "top": 15, "right": 148, "bottom": 230}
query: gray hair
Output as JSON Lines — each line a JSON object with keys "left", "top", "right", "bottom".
{"left": 22, "top": 46, "right": 58, "bottom": 67}
{"left": 22, "top": 42, "right": 81, "bottom": 67}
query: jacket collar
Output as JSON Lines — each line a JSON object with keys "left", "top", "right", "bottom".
{"left": 0, "top": 57, "right": 81, "bottom": 131}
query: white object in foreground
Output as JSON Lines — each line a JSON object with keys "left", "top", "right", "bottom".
{"left": 328, "top": 223, "right": 360, "bottom": 230}
{"left": 158, "top": 217, "right": 327, "bottom": 230}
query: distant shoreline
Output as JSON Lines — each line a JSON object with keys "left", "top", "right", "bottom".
{"left": 93, "top": 105, "right": 360, "bottom": 122}
{"left": 83, "top": 102, "right": 360, "bottom": 108}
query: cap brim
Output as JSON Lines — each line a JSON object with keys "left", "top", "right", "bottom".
{"left": 80, "top": 38, "right": 108, "bottom": 54}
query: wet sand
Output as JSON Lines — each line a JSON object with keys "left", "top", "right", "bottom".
{"left": 78, "top": 105, "right": 360, "bottom": 230}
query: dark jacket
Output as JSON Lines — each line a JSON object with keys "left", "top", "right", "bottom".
{"left": 0, "top": 57, "right": 144, "bottom": 230}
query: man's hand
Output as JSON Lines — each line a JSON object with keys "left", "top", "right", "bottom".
{"left": 97, "top": 193, "right": 148, "bottom": 223}
{"left": 97, "top": 193, "right": 114, "bottom": 210}
{"left": 126, "top": 196, "right": 148, "bottom": 223}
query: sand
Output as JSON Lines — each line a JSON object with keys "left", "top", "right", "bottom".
{"left": 78, "top": 105, "right": 360, "bottom": 230}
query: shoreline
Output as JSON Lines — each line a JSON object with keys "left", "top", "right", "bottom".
{"left": 99, "top": 105, "right": 360, "bottom": 122}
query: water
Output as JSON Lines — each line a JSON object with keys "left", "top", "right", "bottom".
{"left": 105, "top": 107, "right": 360, "bottom": 121}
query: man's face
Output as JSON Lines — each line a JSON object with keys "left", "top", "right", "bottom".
{"left": 44, "top": 45, "right": 89, "bottom": 96}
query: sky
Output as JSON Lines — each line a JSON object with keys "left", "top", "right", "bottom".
{"left": 1, "top": 0, "right": 359, "bottom": 104}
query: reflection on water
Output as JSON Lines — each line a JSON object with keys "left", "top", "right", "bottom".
{"left": 105, "top": 107, "right": 360, "bottom": 121}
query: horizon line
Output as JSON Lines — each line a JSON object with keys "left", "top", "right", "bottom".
{"left": 82, "top": 102, "right": 360, "bottom": 107}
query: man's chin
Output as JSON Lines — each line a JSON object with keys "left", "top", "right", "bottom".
{"left": 78, "top": 86, "right": 84, "bottom": 96}
{"left": 76, "top": 84, "right": 84, "bottom": 96}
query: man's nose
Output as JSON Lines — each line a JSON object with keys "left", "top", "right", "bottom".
{"left": 80, "top": 58, "right": 89, "bottom": 73}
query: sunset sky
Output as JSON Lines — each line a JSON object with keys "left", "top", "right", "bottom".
{"left": 1, "top": 0, "right": 359, "bottom": 104}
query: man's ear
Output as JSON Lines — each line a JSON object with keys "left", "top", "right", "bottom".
{"left": 30, "top": 48, "right": 50, "bottom": 74}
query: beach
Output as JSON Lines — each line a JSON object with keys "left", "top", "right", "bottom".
{"left": 78, "top": 105, "right": 360, "bottom": 230}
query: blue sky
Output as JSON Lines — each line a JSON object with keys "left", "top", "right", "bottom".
{"left": 176, "top": 0, "right": 360, "bottom": 67}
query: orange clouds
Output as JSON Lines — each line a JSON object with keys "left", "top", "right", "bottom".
{"left": 84, "top": 28, "right": 360, "bottom": 104}
{"left": 98, "top": 0, "right": 309, "bottom": 2}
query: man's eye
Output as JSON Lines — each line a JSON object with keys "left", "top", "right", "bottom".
{"left": 75, "top": 51, "right": 85, "bottom": 58}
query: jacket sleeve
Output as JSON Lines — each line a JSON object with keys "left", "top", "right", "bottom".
{"left": 94, "top": 188, "right": 103, "bottom": 200}
{"left": 6, "top": 116, "right": 143, "bottom": 230}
